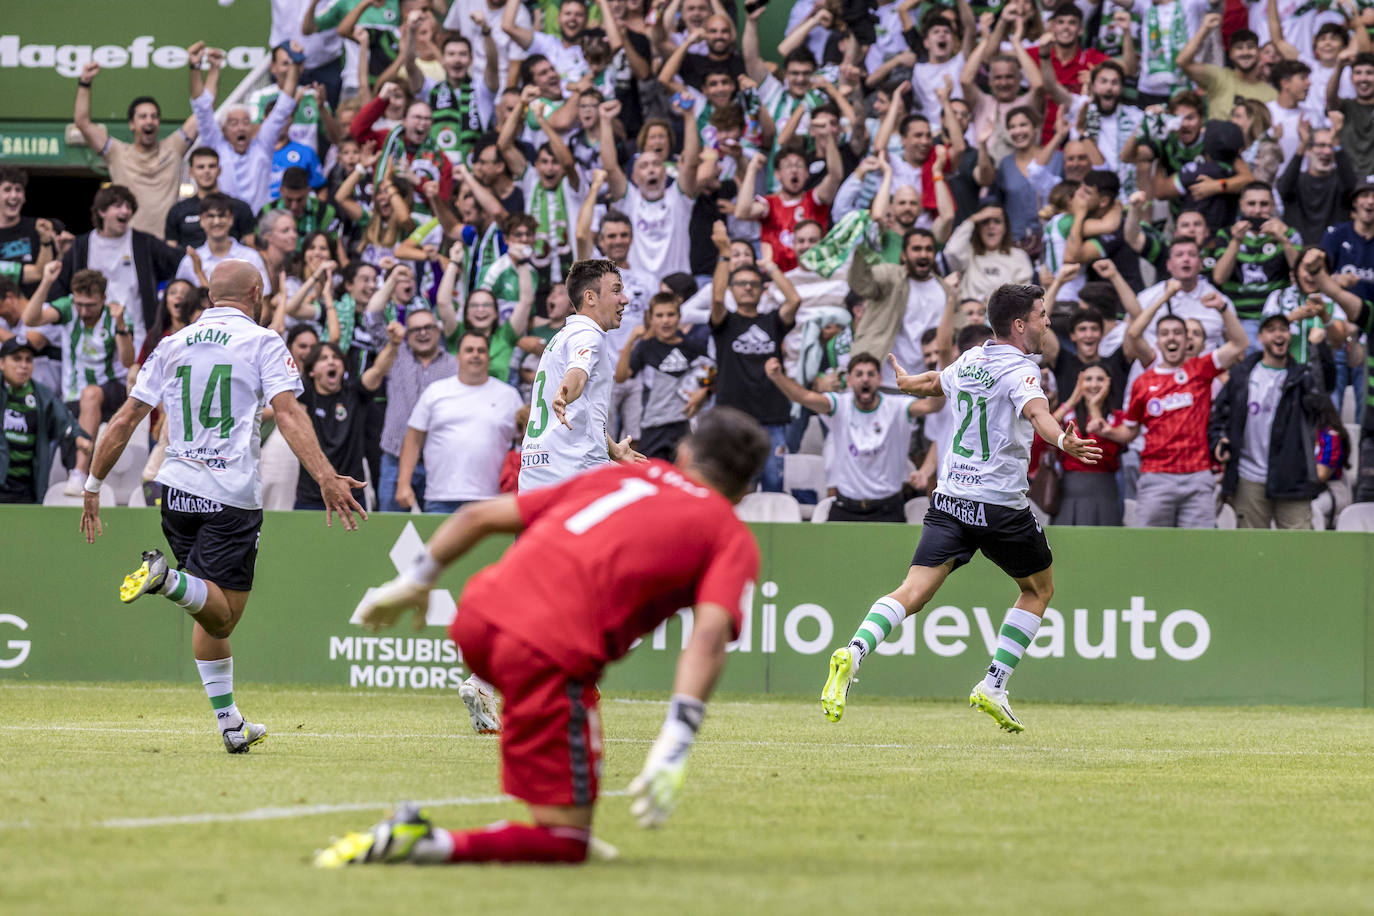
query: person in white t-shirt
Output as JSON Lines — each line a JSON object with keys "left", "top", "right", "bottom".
{"left": 821, "top": 283, "right": 1102, "bottom": 734}
{"left": 175, "top": 193, "right": 272, "bottom": 292}
{"left": 602, "top": 98, "right": 702, "bottom": 279}
{"left": 79, "top": 260, "right": 365, "bottom": 755}
{"left": 397, "top": 330, "right": 523, "bottom": 514}
{"left": 446, "top": 0, "right": 528, "bottom": 93}
{"left": 500, "top": 0, "right": 591, "bottom": 91}
{"left": 520, "top": 258, "right": 642, "bottom": 491}
{"left": 909, "top": 11, "right": 968, "bottom": 122}
{"left": 764, "top": 352, "right": 939, "bottom": 522}
{"left": 1265, "top": 59, "right": 1324, "bottom": 172}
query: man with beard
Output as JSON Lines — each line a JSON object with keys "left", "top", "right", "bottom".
{"left": 501, "top": 0, "right": 593, "bottom": 90}
{"left": 82, "top": 260, "right": 365, "bottom": 754}
{"left": 674, "top": 13, "right": 746, "bottom": 91}
{"left": 176, "top": 194, "right": 272, "bottom": 292}
{"left": 961, "top": 16, "right": 1047, "bottom": 165}
{"left": 735, "top": 141, "right": 841, "bottom": 273}
{"left": 1135, "top": 91, "right": 1206, "bottom": 212}
{"left": 765, "top": 352, "right": 939, "bottom": 522}
{"left": 1210, "top": 183, "right": 1304, "bottom": 345}
{"left": 165, "top": 149, "right": 256, "bottom": 249}
{"left": 1178, "top": 19, "right": 1277, "bottom": 119}
{"left": 871, "top": 95, "right": 961, "bottom": 223}
{"left": 1028, "top": 4, "right": 1126, "bottom": 145}
{"left": 246, "top": 43, "right": 341, "bottom": 155}
{"left": 1052, "top": 61, "right": 1144, "bottom": 199}
{"left": 1096, "top": 278, "right": 1249, "bottom": 528}
{"left": 74, "top": 58, "right": 199, "bottom": 239}
{"left": 1062, "top": 171, "right": 1145, "bottom": 291}
{"left": 351, "top": 85, "right": 454, "bottom": 216}
{"left": 1327, "top": 52, "right": 1374, "bottom": 177}
{"left": 603, "top": 103, "right": 702, "bottom": 280}
{"left": 850, "top": 227, "right": 952, "bottom": 386}
{"left": 822, "top": 284, "right": 1103, "bottom": 733}
{"left": 190, "top": 43, "right": 300, "bottom": 212}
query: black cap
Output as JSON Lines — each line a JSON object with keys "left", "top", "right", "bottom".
{"left": 1349, "top": 174, "right": 1374, "bottom": 206}
{"left": 0, "top": 337, "right": 37, "bottom": 358}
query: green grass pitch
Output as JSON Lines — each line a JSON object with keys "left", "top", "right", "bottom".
{"left": 4, "top": 683, "right": 1373, "bottom": 915}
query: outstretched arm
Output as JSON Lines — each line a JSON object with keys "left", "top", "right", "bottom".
{"left": 73, "top": 61, "right": 110, "bottom": 152}
{"left": 764, "top": 357, "right": 834, "bottom": 415}
{"left": 80, "top": 396, "right": 155, "bottom": 543}
{"left": 888, "top": 354, "right": 945, "bottom": 398}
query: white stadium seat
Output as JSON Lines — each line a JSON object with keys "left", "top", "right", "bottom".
{"left": 43, "top": 482, "right": 116, "bottom": 507}
{"left": 783, "top": 453, "right": 826, "bottom": 496}
{"left": 1336, "top": 503, "right": 1374, "bottom": 532}
{"left": 735, "top": 492, "right": 803, "bottom": 523}
{"left": 810, "top": 495, "right": 835, "bottom": 522}
{"left": 904, "top": 497, "right": 930, "bottom": 524}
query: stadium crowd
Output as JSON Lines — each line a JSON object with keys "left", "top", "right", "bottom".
{"left": 2, "top": 0, "right": 1372, "bottom": 529}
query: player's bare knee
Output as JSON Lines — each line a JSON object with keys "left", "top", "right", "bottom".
{"left": 79, "top": 385, "right": 103, "bottom": 405}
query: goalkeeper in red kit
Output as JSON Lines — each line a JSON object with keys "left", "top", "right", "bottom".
{"left": 314, "top": 408, "right": 770, "bottom": 867}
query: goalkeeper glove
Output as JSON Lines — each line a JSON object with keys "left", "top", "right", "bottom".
{"left": 628, "top": 694, "right": 704, "bottom": 829}
{"left": 357, "top": 550, "right": 442, "bottom": 632}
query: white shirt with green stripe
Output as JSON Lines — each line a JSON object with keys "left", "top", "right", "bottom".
{"left": 49, "top": 296, "right": 121, "bottom": 401}
{"left": 246, "top": 86, "right": 327, "bottom": 152}
{"left": 1042, "top": 212, "right": 1086, "bottom": 300}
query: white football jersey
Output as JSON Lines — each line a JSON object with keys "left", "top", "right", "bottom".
{"left": 935, "top": 342, "right": 1046, "bottom": 510}
{"left": 130, "top": 306, "right": 304, "bottom": 509}
{"left": 824, "top": 392, "right": 917, "bottom": 500}
{"left": 519, "top": 313, "right": 614, "bottom": 490}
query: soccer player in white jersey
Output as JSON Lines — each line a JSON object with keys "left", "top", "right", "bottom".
{"left": 79, "top": 260, "right": 366, "bottom": 753}
{"left": 820, "top": 284, "right": 1103, "bottom": 732}
{"left": 444, "top": 258, "right": 642, "bottom": 735}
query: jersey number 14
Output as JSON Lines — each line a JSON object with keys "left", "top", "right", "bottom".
{"left": 174, "top": 363, "right": 234, "bottom": 440}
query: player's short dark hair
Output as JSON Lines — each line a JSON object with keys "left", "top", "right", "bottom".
{"left": 1316, "top": 22, "right": 1349, "bottom": 45}
{"left": 0, "top": 166, "right": 28, "bottom": 188}
{"left": 957, "top": 324, "right": 994, "bottom": 352}
{"left": 567, "top": 259, "right": 621, "bottom": 311}
{"left": 500, "top": 212, "right": 538, "bottom": 236}
{"left": 1169, "top": 90, "right": 1204, "bottom": 114}
{"left": 848, "top": 352, "right": 881, "bottom": 373}
{"left": 903, "top": 227, "right": 936, "bottom": 248}
{"left": 701, "top": 62, "right": 739, "bottom": 84}
{"left": 70, "top": 269, "right": 108, "bottom": 299}
{"left": 987, "top": 284, "right": 1045, "bottom": 337}
{"left": 1083, "top": 170, "right": 1120, "bottom": 199}
{"left": 519, "top": 54, "right": 552, "bottom": 86}
{"left": 1050, "top": 2, "right": 1083, "bottom": 21}
{"left": 91, "top": 184, "right": 138, "bottom": 228}
{"left": 920, "top": 327, "right": 939, "bottom": 345}
{"left": 1004, "top": 105, "right": 1041, "bottom": 130}
{"left": 599, "top": 209, "right": 633, "bottom": 235}
{"left": 683, "top": 407, "right": 770, "bottom": 502}
{"left": 1228, "top": 28, "right": 1259, "bottom": 48}
{"left": 281, "top": 166, "right": 311, "bottom": 192}
{"left": 1241, "top": 180, "right": 1274, "bottom": 198}
{"left": 189, "top": 146, "right": 219, "bottom": 164}
{"left": 729, "top": 265, "right": 764, "bottom": 287}
{"left": 1356, "top": 52, "right": 1374, "bottom": 70}
{"left": 1091, "top": 60, "right": 1126, "bottom": 86}
{"left": 199, "top": 192, "right": 234, "bottom": 217}
{"left": 127, "top": 95, "right": 160, "bottom": 122}
{"left": 899, "top": 114, "right": 931, "bottom": 137}
{"left": 0, "top": 276, "right": 21, "bottom": 300}
{"left": 1069, "top": 308, "right": 1104, "bottom": 332}
{"left": 783, "top": 47, "right": 817, "bottom": 70}
{"left": 342, "top": 260, "right": 376, "bottom": 286}
{"left": 1269, "top": 59, "right": 1311, "bottom": 90}
{"left": 442, "top": 33, "right": 472, "bottom": 53}
{"left": 1168, "top": 236, "right": 1200, "bottom": 256}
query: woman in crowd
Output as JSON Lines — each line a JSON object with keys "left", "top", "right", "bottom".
{"left": 941, "top": 204, "right": 1034, "bottom": 303}
{"left": 1058, "top": 365, "right": 1125, "bottom": 526}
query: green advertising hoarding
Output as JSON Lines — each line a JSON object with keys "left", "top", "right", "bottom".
{"left": 2, "top": 506, "right": 1372, "bottom": 708}
{"left": 0, "top": 1, "right": 269, "bottom": 123}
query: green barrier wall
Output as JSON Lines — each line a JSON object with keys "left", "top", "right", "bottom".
{"left": 2, "top": 507, "right": 1372, "bottom": 707}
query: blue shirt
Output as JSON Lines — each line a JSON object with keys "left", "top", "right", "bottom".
{"left": 1320, "top": 221, "right": 1374, "bottom": 302}
{"left": 268, "top": 142, "right": 326, "bottom": 200}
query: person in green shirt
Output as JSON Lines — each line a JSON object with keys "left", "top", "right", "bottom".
{"left": 0, "top": 337, "right": 91, "bottom": 503}
{"left": 436, "top": 240, "right": 534, "bottom": 382}
{"left": 1209, "top": 182, "right": 1303, "bottom": 345}
{"left": 314, "top": 0, "right": 403, "bottom": 81}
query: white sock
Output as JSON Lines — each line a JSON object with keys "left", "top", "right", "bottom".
{"left": 159, "top": 569, "right": 208, "bottom": 613}
{"left": 465, "top": 673, "right": 494, "bottom": 693}
{"left": 408, "top": 829, "right": 456, "bottom": 863}
{"left": 197, "top": 657, "right": 241, "bottom": 732}
{"left": 983, "top": 607, "right": 1041, "bottom": 693}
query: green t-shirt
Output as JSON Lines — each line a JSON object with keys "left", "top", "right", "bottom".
{"left": 1208, "top": 227, "right": 1302, "bottom": 320}
{"left": 247, "top": 86, "right": 330, "bottom": 150}
{"left": 315, "top": 0, "right": 401, "bottom": 73}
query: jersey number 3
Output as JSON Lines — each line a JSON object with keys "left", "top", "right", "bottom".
{"left": 175, "top": 364, "right": 234, "bottom": 440}
{"left": 527, "top": 369, "right": 549, "bottom": 438}
{"left": 952, "top": 391, "right": 990, "bottom": 462}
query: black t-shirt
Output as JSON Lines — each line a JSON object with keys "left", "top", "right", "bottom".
{"left": 1052, "top": 346, "right": 1132, "bottom": 411}
{"left": 615, "top": 30, "right": 653, "bottom": 139}
{"left": 710, "top": 310, "right": 793, "bottom": 425}
{"left": 629, "top": 336, "right": 711, "bottom": 427}
{"left": 0, "top": 217, "right": 42, "bottom": 297}
{"left": 297, "top": 377, "right": 374, "bottom": 503}
{"left": 1176, "top": 160, "right": 1238, "bottom": 235}
{"left": 1086, "top": 211, "right": 1145, "bottom": 292}
{"left": 678, "top": 51, "right": 747, "bottom": 90}
{"left": 164, "top": 194, "right": 256, "bottom": 249}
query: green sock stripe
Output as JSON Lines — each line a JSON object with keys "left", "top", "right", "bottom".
{"left": 209, "top": 692, "right": 235, "bottom": 710}
{"left": 993, "top": 648, "right": 1021, "bottom": 668}
{"left": 166, "top": 574, "right": 188, "bottom": 603}
{"left": 853, "top": 631, "right": 877, "bottom": 653}
{"left": 1000, "top": 622, "right": 1032, "bottom": 649}
{"left": 864, "top": 611, "right": 896, "bottom": 636}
